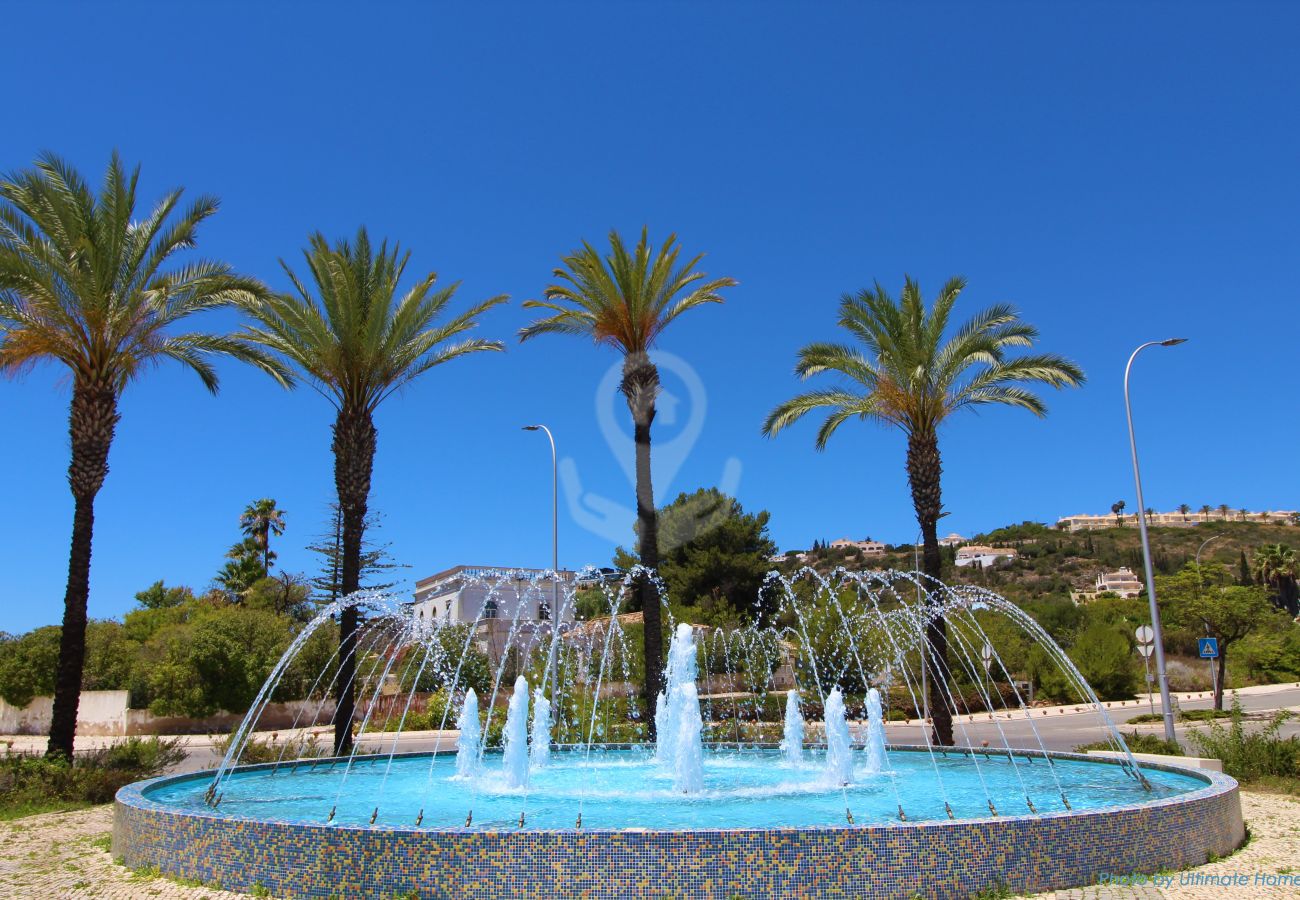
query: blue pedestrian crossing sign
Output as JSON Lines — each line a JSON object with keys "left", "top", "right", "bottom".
{"left": 1198, "top": 637, "right": 1220, "bottom": 659}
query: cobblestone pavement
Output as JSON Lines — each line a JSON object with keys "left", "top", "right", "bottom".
{"left": 1, "top": 792, "right": 1296, "bottom": 899}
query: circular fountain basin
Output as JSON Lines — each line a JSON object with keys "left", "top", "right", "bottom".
{"left": 114, "top": 746, "right": 1243, "bottom": 899}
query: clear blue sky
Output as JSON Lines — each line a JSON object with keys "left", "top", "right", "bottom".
{"left": 2, "top": 3, "right": 1297, "bottom": 633}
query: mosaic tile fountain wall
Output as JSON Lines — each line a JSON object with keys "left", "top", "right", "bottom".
{"left": 113, "top": 759, "right": 1244, "bottom": 900}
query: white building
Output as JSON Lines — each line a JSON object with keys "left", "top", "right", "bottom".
{"left": 1056, "top": 509, "right": 1298, "bottom": 532}
{"left": 938, "top": 533, "right": 966, "bottom": 548}
{"left": 829, "top": 537, "right": 887, "bottom": 555}
{"left": 1070, "top": 567, "right": 1144, "bottom": 603}
{"left": 953, "top": 545, "right": 1019, "bottom": 568}
{"left": 1095, "top": 567, "right": 1143, "bottom": 598}
{"left": 411, "top": 566, "right": 577, "bottom": 661}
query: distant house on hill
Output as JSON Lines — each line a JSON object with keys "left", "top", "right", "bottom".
{"left": 1071, "top": 567, "right": 1144, "bottom": 602}
{"left": 953, "top": 545, "right": 1018, "bottom": 568}
{"left": 938, "top": 533, "right": 966, "bottom": 548}
{"left": 1056, "top": 509, "right": 1298, "bottom": 532}
{"left": 829, "top": 537, "right": 886, "bottom": 555}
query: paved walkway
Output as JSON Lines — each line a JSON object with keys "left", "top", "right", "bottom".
{"left": 0, "top": 791, "right": 1296, "bottom": 899}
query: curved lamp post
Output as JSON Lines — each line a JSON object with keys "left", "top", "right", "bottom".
{"left": 523, "top": 424, "right": 559, "bottom": 708}
{"left": 1124, "top": 338, "right": 1187, "bottom": 743}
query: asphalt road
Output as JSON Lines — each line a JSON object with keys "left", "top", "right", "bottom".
{"left": 146, "top": 683, "right": 1300, "bottom": 773}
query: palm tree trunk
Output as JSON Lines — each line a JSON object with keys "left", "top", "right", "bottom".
{"left": 47, "top": 382, "right": 118, "bottom": 759}
{"left": 262, "top": 523, "right": 271, "bottom": 578}
{"left": 623, "top": 353, "right": 664, "bottom": 730}
{"left": 332, "top": 406, "right": 377, "bottom": 757}
{"left": 906, "top": 431, "right": 954, "bottom": 747}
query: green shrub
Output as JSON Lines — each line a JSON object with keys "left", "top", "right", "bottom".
{"left": 210, "top": 730, "right": 326, "bottom": 764}
{"left": 1185, "top": 696, "right": 1300, "bottom": 782}
{"left": 1074, "top": 731, "right": 1184, "bottom": 756}
{"left": 0, "top": 736, "right": 184, "bottom": 817}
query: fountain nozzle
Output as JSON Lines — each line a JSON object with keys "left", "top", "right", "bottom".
{"left": 370, "top": 807, "right": 378, "bottom": 825}
{"left": 415, "top": 809, "right": 423, "bottom": 826}
{"left": 465, "top": 810, "right": 473, "bottom": 827}
{"left": 326, "top": 806, "right": 335, "bottom": 823}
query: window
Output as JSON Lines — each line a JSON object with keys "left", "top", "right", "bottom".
{"left": 483, "top": 599, "right": 498, "bottom": 620}
{"left": 538, "top": 602, "right": 550, "bottom": 621}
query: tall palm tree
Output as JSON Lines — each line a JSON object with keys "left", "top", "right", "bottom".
{"left": 1218, "top": 503, "right": 1231, "bottom": 520}
{"left": 1252, "top": 544, "right": 1299, "bottom": 616}
{"left": 519, "top": 228, "right": 736, "bottom": 717}
{"left": 238, "top": 227, "right": 506, "bottom": 754}
{"left": 240, "top": 498, "right": 286, "bottom": 577}
{"left": 1178, "top": 503, "right": 1190, "bottom": 521}
{"left": 1112, "top": 500, "right": 1126, "bottom": 526}
{"left": 0, "top": 152, "right": 283, "bottom": 758}
{"left": 1200, "top": 504, "right": 1212, "bottom": 521}
{"left": 762, "top": 277, "right": 1083, "bottom": 745}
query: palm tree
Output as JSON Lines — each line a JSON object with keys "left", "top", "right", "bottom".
{"left": 519, "top": 228, "right": 735, "bottom": 717}
{"left": 238, "top": 227, "right": 506, "bottom": 754}
{"left": 1252, "top": 544, "right": 1299, "bottom": 616}
{"left": 1218, "top": 503, "right": 1231, "bottom": 520}
{"left": 240, "top": 498, "right": 286, "bottom": 577}
{"left": 762, "top": 276, "right": 1083, "bottom": 745}
{"left": 1112, "top": 500, "right": 1127, "bottom": 526}
{"left": 0, "top": 153, "right": 282, "bottom": 758}
{"left": 1238, "top": 508, "right": 1249, "bottom": 522}
{"left": 1200, "top": 504, "right": 1212, "bottom": 521}
{"left": 1178, "top": 503, "right": 1190, "bottom": 521}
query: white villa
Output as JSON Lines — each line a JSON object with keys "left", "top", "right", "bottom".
{"left": 1071, "top": 567, "right": 1144, "bottom": 602}
{"left": 938, "top": 533, "right": 967, "bottom": 548}
{"left": 953, "top": 545, "right": 1019, "bottom": 568}
{"left": 410, "top": 565, "right": 577, "bottom": 661}
{"left": 829, "top": 537, "right": 887, "bottom": 555}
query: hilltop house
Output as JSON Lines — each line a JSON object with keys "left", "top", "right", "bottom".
{"left": 1056, "top": 509, "right": 1298, "bottom": 532}
{"left": 829, "top": 537, "right": 887, "bottom": 555}
{"left": 953, "top": 545, "right": 1019, "bottom": 568}
{"left": 1070, "top": 567, "right": 1144, "bottom": 603}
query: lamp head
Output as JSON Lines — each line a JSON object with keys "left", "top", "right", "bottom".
{"left": 1161, "top": 338, "right": 1188, "bottom": 346}
{"left": 522, "top": 425, "right": 541, "bottom": 431}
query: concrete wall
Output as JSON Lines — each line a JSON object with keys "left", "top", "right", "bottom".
{"left": 0, "top": 692, "right": 335, "bottom": 737}
{"left": 0, "top": 690, "right": 129, "bottom": 736}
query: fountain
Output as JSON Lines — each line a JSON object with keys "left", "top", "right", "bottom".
{"left": 863, "top": 686, "right": 887, "bottom": 774}
{"left": 501, "top": 676, "right": 530, "bottom": 789}
{"left": 529, "top": 685, "right": 551, "bottom": 769}
{"left": 823, "top": 686, "right": 853, "bottom": 785}
{"left": 655, "top": 622, "right": 705, "bottom": 792}
{"left": 113, "top": 566, "right": 1244, "bottom": 899}
{"left": 454, "top": 687, "right": 480, "bottom": 778}
{"left": 780, "top": 689, "right": 804, "bottom": 765}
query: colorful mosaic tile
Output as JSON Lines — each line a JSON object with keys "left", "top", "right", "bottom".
{"left": 112, "top": 753, "right": 1244, "bottom": 899}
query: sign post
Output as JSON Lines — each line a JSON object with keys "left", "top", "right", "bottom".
{"left": 1199, "top": 636, "right": 1220, "bottom": 702}
{"left": 1136, "top": 626, "right": 1156, "bottom": 716}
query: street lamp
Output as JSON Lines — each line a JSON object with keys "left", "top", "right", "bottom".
{"left": 523, "top": 425, "right": 559, "bottom": 709}
{"left": 1124, "top": 338, "right": 1187, "bottom": 743}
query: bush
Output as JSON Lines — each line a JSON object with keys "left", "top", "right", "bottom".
{"left": 1074, "top": 730, "right": 1184, "bottom": 756}
{"left": 210, "top": 730, "right": 327, "bottom": 764}
{"left": 0, "top": 737, "right": 184, "bottom": 818}
{"left": 1185, "top": 696, "right": 1300, "bottom": 782}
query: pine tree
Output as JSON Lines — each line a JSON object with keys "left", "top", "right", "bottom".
{"left": 307, "top": 504, "right": 407, "bottom": 605}
{"left": 1238, "top": 550, "right": 1252, "bottom": 586}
